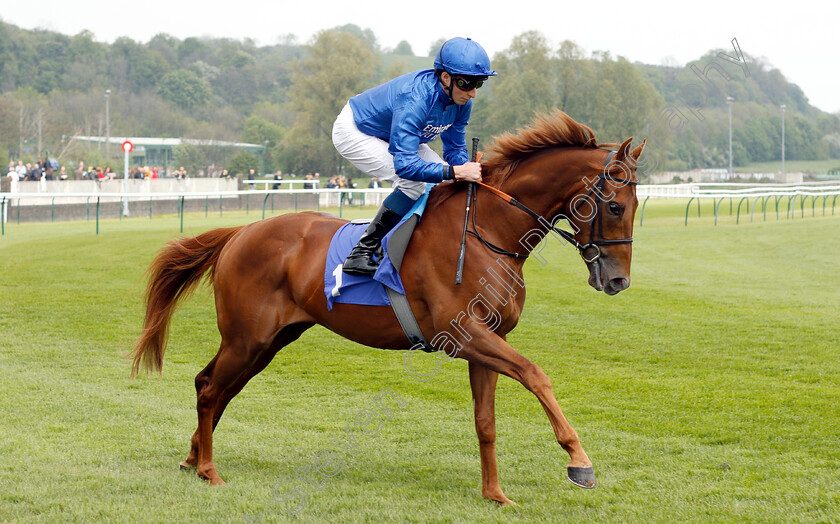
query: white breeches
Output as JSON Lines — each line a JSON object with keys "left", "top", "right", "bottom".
{"left": 332, "top": 102, "right": 440, "bottom": 200}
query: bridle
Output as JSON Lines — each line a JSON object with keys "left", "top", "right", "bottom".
{"left": 464, "top": 149, "right": 637, "bottom": 264}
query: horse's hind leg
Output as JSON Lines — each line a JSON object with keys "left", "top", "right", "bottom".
{"left": 469, "top": 361, "right": 515, "bottom": 505}
{"left": 187, "top": 323, "right": 312, "bottom": 484}
{"left": 180, "top": 355, "right": 219, "bottom": 470}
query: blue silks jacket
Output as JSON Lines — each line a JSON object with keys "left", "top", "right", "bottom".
{"left": 348, "top": 69, "right": 471, "bottom": 183}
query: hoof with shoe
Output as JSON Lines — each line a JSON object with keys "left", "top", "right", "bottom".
{"left": 567, "top": 466, "right": 597, "bottom": 489}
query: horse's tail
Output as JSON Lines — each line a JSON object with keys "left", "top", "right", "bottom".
{"left": 130, "top": 226, "right": 244, "bottom": 377}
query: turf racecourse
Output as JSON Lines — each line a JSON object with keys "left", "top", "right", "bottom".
{"left": 1, "top": 201, "right": 838, "bottom": 523}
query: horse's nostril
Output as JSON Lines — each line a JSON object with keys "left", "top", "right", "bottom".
{"left": 611, "top": 277, "right": 629, "bottom": 291}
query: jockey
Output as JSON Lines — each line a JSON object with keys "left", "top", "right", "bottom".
{"left": 332, "top": 37, "right": 497, "bottom": 276}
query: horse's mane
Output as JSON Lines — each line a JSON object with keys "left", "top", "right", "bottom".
{"left": 483, "top": 109, "right": 618, "bottom": 185}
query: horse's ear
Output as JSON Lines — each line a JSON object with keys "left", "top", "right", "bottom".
{"left": 616, "top": 137, "right": 633, "bottom": 161}
{"left": 630, "top": 139, "right": 647, "bottom": 162}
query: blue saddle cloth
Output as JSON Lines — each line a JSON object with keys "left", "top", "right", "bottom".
{"left": 324, "top": 186, "right": 432, "bottom": 310}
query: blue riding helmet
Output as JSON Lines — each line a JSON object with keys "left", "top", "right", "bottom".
{"left": 433, "top": 37, "right": 498, "bottom": 77}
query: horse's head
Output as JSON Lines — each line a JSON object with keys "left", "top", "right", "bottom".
{"left": 566, "top": 138, "right": 645, "bottom": 295}
{"left": 482, "top": 110, "right": 645, "bottom": 295}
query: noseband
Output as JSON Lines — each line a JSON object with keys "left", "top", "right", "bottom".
{"left": 466, "top": 149, "right": 637, "bottom": 263}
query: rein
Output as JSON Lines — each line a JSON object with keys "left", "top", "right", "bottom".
{"left": 464, "top": 149, "right": 637, "bottom": 264}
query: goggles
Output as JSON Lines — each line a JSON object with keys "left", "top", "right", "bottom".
{"left": 453, "top": 75, "right": 487, "bottom": 91}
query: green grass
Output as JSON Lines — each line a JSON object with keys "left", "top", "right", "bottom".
{"left": 1, "top": 204, "right": 838, "bottom": 523}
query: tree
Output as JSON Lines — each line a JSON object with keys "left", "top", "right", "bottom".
{"left": 275, "top": 118, "right": 332, "bottom": 175}
{"left": 148, "top": 33, "right": 179, "bottom": 67}
{"left": 108, "top": 37, "right": 170, "bottom": 93}
{"left": 427, "top": 38, "right": 447, "bottom": 57}
{"left": 177, "top": 37, "right": 212, "bottom": 66}
{"left": 588, "top": 57, "right": 663, "bottom": 143}
{"left": 157, "top": 70, "right": 213, "bottom": 110}
{"left": 33, "top": 32, "right": 72, "bottom": 94}
{"left": 286, "top": 29, "right": 379, "bottom": 173}
{"left": 173, "top": 143, "right": 205, "bottom": 175}
{"left": 62, "top": 31, "right": 107, "bottom": 92}
{"left": 476, "top": 31, "right": 558, "bottom": 137}
{"left": 555, "top": 40, "right": 594, "bottom": 120}
{"left": 291, "top": 29, "right": 378, "bottom": 136}
{"left": 226, "top": 150, "right": 260, "bottom": 176}
{"left": 241, "top": 115, "right": 285, "bottom": 172}
{"left": 393, "top": 40, "right": 414, "bottom": 56}
{"left": 330, "top": 24, "right": 379, "bottom": 52}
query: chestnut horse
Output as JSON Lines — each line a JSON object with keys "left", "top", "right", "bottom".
{"left": 131, "top": 109, "right": 645, "bottom": 505}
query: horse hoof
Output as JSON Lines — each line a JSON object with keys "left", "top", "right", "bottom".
{"left": 567, "top": 466, "right": 597, "bottom": 488}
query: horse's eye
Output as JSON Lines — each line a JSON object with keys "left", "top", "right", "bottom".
{"left": 608, "top": 202, "right": 623, "bottom": 216}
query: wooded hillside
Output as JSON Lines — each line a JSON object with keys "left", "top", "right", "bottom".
{"left": 1, "top": 21, "right": 837, "bottom": 180}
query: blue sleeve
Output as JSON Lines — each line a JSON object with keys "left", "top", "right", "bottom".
{"left": 441, "top": 103, "right": 471, "bottom": 166}
{"left": 388, "top": 98, "right": 448, "bottom": 183}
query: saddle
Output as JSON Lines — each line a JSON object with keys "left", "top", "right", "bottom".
{"left": 323, "top": 186, "right": 435, "bottom": 352}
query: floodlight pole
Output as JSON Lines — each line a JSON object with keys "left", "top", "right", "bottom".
{"left": 726, "top": 96, "right": 734, "bottom": 178}
{"left": 780, "top": 105, "right": 786, "bottom": 176}
{"left": 105, "top": 89, "right": 111, "bottom": 158}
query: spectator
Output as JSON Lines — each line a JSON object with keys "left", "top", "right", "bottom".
{"left": 220, "top": 169, "right": 230, "bottom": 179}
{"left": 345, "top": 176, "right": 357, "bottom": 205}
{"left": 303, "top": 173, "right": 315, "bottom": 189}
{"left": 47, "top": 157, "right": 60, "bottom": 174}
{"left": 273, "top": 170, "right": 283, "bottom": 190}
{"left": 368, "top": 176, "right": 382, "bottom": 189}
{"left": 58, "top": 167, "right": 68, "bottom": 180}
{"left": 7, "top": 167, "right": 20, "bottom": 192}
{"left": 7, "top": 161, "right": 14, "bottom": 174}
{"left": 28, "top": 163, "right": 41, "bottom": 181}
{"left": 73, "top": 161, "right": 85, "bottom": 180}
{"left": 15, "top": 161, "right": 27, "bottom": 179}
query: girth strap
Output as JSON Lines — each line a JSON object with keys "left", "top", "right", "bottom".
{"left": 384, "top": 286, "right": 435, "bottom": 353}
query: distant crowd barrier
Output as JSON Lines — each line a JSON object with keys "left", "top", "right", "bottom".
{"left": 2, "top": 180, "right": 838, "bottom": 236}
{"left": 0, "top": 181, "right": 392, "bottom": 235}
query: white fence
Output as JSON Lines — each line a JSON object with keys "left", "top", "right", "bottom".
{"left": 636, "top": 182, "right": 840, "bottom": 225}
{"left": 0, "top": 183, "right": 392, "bottom": 231}
{"left": 637, "top": 181, "right": 840, "bottom": 198}
{"left": 2, "top": 178, "right": 387, "bottom": 210}
{"left": 2, "top": 180, "right": 839, "bottom": 231}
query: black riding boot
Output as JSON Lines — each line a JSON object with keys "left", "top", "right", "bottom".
{"left": 342, "top": 204, "right": 403, "bottom": 276}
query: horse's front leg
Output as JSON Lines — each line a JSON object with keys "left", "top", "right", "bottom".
{"left": 468, "top": 361, "right": 515, "bottom": 505}
{"left": 461, "top": 335, "right": 597, "bottom": 489}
